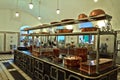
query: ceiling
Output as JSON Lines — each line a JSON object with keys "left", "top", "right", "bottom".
{"left": 0, "top": 0, "right": 120, "bottom": 26}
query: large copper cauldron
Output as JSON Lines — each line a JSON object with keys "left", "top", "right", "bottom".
{"left": 64, "top": 56, "right": 82, "bottom": 67}
{"left": 89, "top": 9, "right": 105, "bottom": 17}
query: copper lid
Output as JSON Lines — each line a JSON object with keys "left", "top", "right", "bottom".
{"left": 61, "top": 19, "right": 74, "bottom": 22}
{"left": 78, "top": 13, "right": 87, "bottom": 19}
{"left": 89, "top": 9, "right": 105, "bottom": 17}
{"left": 61, "top": 19, "right": 75, "bottom": 24}
{"left": 50, "top": 21, "right": 60, "bottom": 24}
{"left": 41, "top": 24, "right": 49, "bottom": 26}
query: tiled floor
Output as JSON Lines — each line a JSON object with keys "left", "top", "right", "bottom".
{"left": 0, "top": 54, "right": 32, "bottom": 80}
{"left": 0, "top": 54, "right": 120, "bottom": 80}
{"left": 118, "top": 72, "right": 120, "bottom": 80}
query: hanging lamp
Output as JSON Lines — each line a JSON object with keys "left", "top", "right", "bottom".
{"left": 15, "top": 12, "right": 19, "bottom": 17}
{"left": 94, "top": 0, "right": 98, "bottom": 3}
{"left": 38, "top": 0, "right": 41, "bottom": 20}
{"left": 15, "top": 0, "right": 19, "bottom": 17}
{"left": 38, "top": 16, "right": 41, "bottom": 20}
{"left": 29, "top": 0, "right": 34, "bottom": 9}
{"left": 56, "top": 0, "right": 60, "bottom": 14}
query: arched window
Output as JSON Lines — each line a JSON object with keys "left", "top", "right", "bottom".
{"left": 57, "top": 26, "right": 65, "bottom": 43}
{"left": 79, "top": 22, "right": 94, "bottom": 43}
{"left": 20, "top": 25, "right": 33, "bottom": 41}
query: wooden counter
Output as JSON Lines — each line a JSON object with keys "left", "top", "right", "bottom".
{"left": 14, "top": 50, "right": 119, "bottom": 80}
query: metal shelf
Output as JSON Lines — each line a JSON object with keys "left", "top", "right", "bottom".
{"left": 50, "top": 31, "right": 98, "bottom": 36}
{"left": 99, "top": 31, "right": 117, "bottom": 35}
{"left": 27, "top": 30, "right": 116, "bottom": 36}
{"left": 23, "top": 14, "right": 112, "bottom": 31}
{"left": 28, "top": 31, "right": 98, "bottom": 36}
{"left": 117, "top": 49, "right": 120, "bottom": 51}
{"left": 29, "top": 33, "right": 49, "bottom": 36}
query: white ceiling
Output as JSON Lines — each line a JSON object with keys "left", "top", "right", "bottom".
{"left": 0, "top": 0, "right": 120, "bottom": 26}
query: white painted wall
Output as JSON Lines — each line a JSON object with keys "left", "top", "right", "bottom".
{"left": 0, "top": 9, "right": 40, "bottom": 32}
{"left": 5, "top": 33, "right": 18, "bottom": 51}
{"left": 0, "top": 9, "right": 41, "bottom": 52}
{"left": 0, "top": 33, "right": 4, "bottom": 51}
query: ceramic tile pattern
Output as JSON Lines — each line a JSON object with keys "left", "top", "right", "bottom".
{"left": 0, "top": 54, "right": 120, "bottom": 80}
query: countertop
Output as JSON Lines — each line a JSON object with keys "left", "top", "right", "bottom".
{"left": 15, "top": 50, "right": 119, "bottom": 79}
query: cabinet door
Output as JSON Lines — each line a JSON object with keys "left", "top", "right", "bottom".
{"left": 68, "top": 75, "right": 82, "bottom": 80}
{"left": 58, "top": 69, "right": 66, "bottom": 80}
{"left": 5, "top": 33, "right": 18, "bottom": 51}
{"left": 0, "top": 33, "right": 5, "bottom": 52}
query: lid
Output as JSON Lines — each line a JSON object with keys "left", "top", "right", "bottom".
{"left": 89, "top": 9, "right": 105, "bottom": 17}
{"left": 78, "top": 13, "right": 88, "bottom": 19}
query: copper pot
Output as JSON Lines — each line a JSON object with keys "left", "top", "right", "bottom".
{"left": 78, "top": 13, "right": 87, "bottom": 19}
{"left": 64, "top": 56, "right": 82, "bottom": 66}
{"left": 53, "top": 48, "right": 59, "bottom": 57}
{"left": 89, "top": 9, "right": 105, "bottom": 17}
{"left": 81, "top": 27, "right": 98, "bottom": 32}
{"left": 58, "top": 29, "right": 73, "bottom": 33}
{"left": 75, "top": 48, "right": 87, "bottom": 62}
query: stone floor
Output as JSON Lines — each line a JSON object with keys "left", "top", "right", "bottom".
{"left": 0, "top": 54, "right": 120, "bottom": 80}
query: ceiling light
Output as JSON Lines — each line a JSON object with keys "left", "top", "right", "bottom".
{"left": 29, "top": 0, "right": 34, "bottom": 9}
{"left": 56, "top": 0, "right": 60, "bottom": 14}
{"left": 15, "top": 12, "right": 19, "bottom": 17}
{"left": 15, "top": 0, "right": 20, "bottom": 17}
{"left": 56, "top": 9, "right": 60, "bottom": 14}
{"left": 29, "top": 3, "right": 34, "bottom": 9}
{"left": 94, "top": 0, "right": 98, "bottom": 3}
{"left": 38, "top": 1, "right": 41, "bottom": 20}
{"left": 38, "top": 16, "right": 41, "bottom": 20}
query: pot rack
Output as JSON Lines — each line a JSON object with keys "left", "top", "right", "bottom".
{"left": 23, "top": 14, "right": 112, "bottom": 31}
{"left": 21, "top": 14, "right": 118, "bottom": 74}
